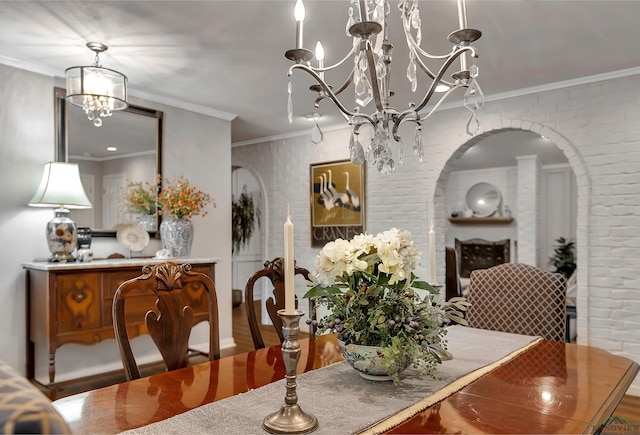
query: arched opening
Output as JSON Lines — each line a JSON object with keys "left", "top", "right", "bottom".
{"left": 434, "top": 123, "right": 590, "bottom": 344}
{"left": 231, "top": 165, "right": 266, "bottom": 314}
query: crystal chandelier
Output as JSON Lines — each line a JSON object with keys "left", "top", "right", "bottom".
{"left": 65, "top": 42, "right": 128, "bottom": 127}
{"left": 285, "top": 0, "right": 483, "bottom": 174}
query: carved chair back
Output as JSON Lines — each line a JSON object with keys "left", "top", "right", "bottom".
{"left": 112, "top": 261, "right": 220, "bottom": 380}
{"left": 244, "top": 257, "right": 312, "bottom": 349}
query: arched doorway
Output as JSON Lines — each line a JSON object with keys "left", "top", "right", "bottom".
{"left": 232, "top": 166, "right": 265, "bottom": 303}
{"left": 434, "top": 123, "right": 590, "bottom": 343}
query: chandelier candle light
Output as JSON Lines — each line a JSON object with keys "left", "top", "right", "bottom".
{"left": 262, "top": 212, "right": 318, "bottom": 434}
{"left": 285, "top": 0, "right": 483, "bottom": 174}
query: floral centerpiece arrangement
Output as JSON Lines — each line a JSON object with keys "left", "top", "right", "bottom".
{"left": 304, "top": 228, "right": 469, "bottom": 383}
{"left": 157, "top": 175, "right": 215, "bottom": 219}
{"left": 123, "top": 180, "right": 159, "bottom": 216}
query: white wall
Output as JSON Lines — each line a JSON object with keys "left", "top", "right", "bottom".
{"left": 445, "top": 166, "right": 518, "bottom": 257}
{"left": 0, "top": 63, "right": 233, "bottom": 381}
{"left": 233, "top": 74, "right": 640, "bottom": 395}
{"left": 444, "top": 163, "right": 576, "bottom": 269}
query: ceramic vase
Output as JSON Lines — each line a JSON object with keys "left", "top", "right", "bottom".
{"left": 160, "top": 217, "right": 193, "bottom": 257}
{"left": 138, "top": 214, "right": 158, "bottom": 232}
{"left": 338, "top": 341, "right": 410, "bottom": 381}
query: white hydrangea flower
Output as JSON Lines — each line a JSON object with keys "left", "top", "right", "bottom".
{"left": 347, "top": 232, "right": 375, "bottom": 274}
{"left": 313, "top": 228, "right": 422, "bottom": 287}
{"left": 373, "top": 228, "right": 422, "bottom": 285}
{"left": 314, "top": 238, "right": 351, "bottom": 286}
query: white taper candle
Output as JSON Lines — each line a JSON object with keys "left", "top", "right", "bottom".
{"left": 429, "top": 223, "right": 438, "bottom": 285}
{"left": 284, "top": 210, "right": 295, "bottom": 314}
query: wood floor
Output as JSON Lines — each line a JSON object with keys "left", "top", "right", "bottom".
{"left": 54, "top": 302, "right": 639, "bottom": 429}
{"left": 221, "top": 300, "right": 308, "bottom": 357}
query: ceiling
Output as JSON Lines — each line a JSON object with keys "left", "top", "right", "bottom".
{"left": 2, "top": 0, "right": 639, "bottom": 161}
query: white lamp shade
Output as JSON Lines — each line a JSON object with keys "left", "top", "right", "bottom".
{"left": 29, "top": 162, "right": 92, "bottom": 209}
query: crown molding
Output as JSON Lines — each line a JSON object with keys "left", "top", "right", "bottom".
{"left": 232, "top": 66, "right": 640, "bottom": 147}
{"left": 0, "top": 56, "right": 237, "bottom": 122}
{"left": 3, "top": 55, "right": 638, "bottom": 143}
{"left": 128, "top": 88, "right": 237, "bottom": 121}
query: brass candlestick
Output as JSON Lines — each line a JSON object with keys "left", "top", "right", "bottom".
{"left": 263, "top": 309, "right": 318, "bottom": 434}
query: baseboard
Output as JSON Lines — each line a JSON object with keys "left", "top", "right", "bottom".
{"left": 38, "top": 337, "right": 237, "bottom": 385}
{"left": 189, "top": 337, "right": 236, "bottom": 353}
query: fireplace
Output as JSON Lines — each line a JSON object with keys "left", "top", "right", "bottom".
{"left": 455, "top": 238, "right": 511, "bottom": 278}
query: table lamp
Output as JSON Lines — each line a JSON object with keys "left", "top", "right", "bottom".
{"left": 29, "top": 162, "right": 92, "bottom": 262}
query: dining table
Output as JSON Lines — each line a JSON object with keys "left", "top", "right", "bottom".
{"left": 52, "top": 327, "right": 638, "bottom": 435}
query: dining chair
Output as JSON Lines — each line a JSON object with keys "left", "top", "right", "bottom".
{"left": 244, "top": 257, "right": 313, "bottom": 349}
{"left": 0, "top": 360, "right": 71, "bottom": 434}
{"left": 466, "top": 262, "right": 567, "bottom": 342}
{"left": 445, "top": 246, "right": 462, "bottom": 300}
{"left": 112, "top": 261, "right": 220, "bottom": 381}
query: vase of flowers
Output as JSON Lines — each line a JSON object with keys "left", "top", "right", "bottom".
{"left": 157, "top": 176, "right": 215, "bottom": 257}
{"left": 304, "top": 228, "right": 469, "bottom": 383}
{"left": 122, "top": 180, "right": 159, "bottom": 231}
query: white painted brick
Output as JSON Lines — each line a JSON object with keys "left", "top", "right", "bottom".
{"left": 233, "top": 73, "right": 640, "bottom": 393}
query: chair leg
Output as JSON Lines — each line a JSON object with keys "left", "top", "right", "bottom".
{"left": 565, "top": 306, "right": 577, "bottom": 343}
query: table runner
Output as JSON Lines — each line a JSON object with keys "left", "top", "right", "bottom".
{"left": 121, "top": 326, "right": 541, "bottom": 435}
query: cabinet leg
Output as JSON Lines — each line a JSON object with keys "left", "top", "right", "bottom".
{"left": 49, "top": 352, "right": 55, "bottom": 384}
{"left": 27, "top": 340, "right": 35, "bottom": 380}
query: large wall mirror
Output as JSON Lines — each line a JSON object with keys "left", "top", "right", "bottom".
{"left": 54, "top": 87, "right": 163, "bottom": 237}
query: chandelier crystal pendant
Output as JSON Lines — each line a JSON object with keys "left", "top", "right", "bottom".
{"left": 65, "top": 42, "right": 128, "bottom": 127}
{"left": 285, "top": 0, "right": 483, "bottom": 174}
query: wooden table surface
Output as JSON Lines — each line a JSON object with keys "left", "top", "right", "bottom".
{"left": 52, "top": 334, "right": 638, "bottom": 434}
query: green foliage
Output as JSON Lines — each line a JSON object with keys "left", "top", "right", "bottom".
{"left": 549, "top": 237, "right": 576, "bottom": 278}
{"left": 232, "top": 186, "right": 261, "bottom": 254}
{"left": 123, "top": 181, "right": 158, "bottom": 215}
{"left": 305, "top": 266, "right": 469, "bottom": 384}
{"left": 305, "top": 228, "right": 471, "bottom": 384}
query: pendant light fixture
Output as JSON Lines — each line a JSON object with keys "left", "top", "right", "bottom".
{"left": 65, "top": 42, "right": 128, "bottom": 127}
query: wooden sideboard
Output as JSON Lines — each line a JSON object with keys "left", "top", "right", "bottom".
{"left": 22, "top": 257, "right": 218, "bottom": 399}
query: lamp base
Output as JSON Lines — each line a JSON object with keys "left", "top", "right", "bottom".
{"left": 46, "top": 208, "right": 78, "bottom": 263}
{"left": 48, "top": 252, "right": 77, "bottom": 263}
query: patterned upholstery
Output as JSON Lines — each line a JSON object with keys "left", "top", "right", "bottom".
{"left": 467, "top": 263, "right": 567, "bottom": 342}
{"left": 0, "top": 360, "right": 71, "bottom": 434}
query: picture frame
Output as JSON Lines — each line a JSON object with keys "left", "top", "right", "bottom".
{"left": 310, "top": 159, "right": 365, "bottom": 247}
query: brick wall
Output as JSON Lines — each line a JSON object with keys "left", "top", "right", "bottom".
{"left": 233, "top": 74, "right": 640, "bottom": 395}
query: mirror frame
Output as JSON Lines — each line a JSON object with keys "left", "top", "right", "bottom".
{"left": 54, "top": 87, "right": 164, "bottom": 238}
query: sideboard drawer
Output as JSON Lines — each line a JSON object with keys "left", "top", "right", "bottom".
{"left": 56, "top": 273, "right": 101, "bottom": 333}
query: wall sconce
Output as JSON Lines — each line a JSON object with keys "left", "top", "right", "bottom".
{"left": 29, "top": 162, "right": 92, "bottom": 262}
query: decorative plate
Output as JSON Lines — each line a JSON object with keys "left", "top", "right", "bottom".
{"left": 116, "top": 224, "right": 150, "bottom": 252}
{"left": 465, "top": 182, "right": 502, "bottom": 217}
